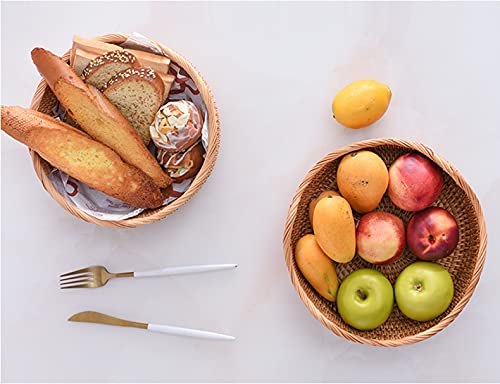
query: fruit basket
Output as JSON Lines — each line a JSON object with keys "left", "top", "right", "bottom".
{"left": 29, "top": 33, "right": 220, "bottom": 228}
{"left": 283, "top": 138, "right": 487, "bottom": 346}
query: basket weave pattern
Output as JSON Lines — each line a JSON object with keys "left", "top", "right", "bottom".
{"left": 283, "top": 138, "right": 487, "bottom": 346}
{"left": 29, "top": 34, "right": 220, "bottom": 228}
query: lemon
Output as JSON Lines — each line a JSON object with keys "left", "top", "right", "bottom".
{"left": 332, "top": 80, "right": 392, "bottom": 129}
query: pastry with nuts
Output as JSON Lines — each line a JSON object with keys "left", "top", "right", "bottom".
{"left": 150, "top": 100, "right": 203, "bottom": 152}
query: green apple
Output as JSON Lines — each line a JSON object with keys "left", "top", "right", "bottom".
{"left": 337, "top": 269, "right": 394, "bottom": 331}
{"left": 395, "top": 262, "right": 454, "bottom": 322}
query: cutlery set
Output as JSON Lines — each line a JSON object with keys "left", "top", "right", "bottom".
{"left": 61, "top": 263, "right": 237, "bottom": 341}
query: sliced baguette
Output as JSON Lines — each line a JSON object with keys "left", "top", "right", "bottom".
{"left": 73, "top": 48, "right": 174, "bottom": 101}
{"left": 103, "top": 67, "right": 164, "bottom": 145}
{"left": 81, "top": 50, "right": 140, "bottom": 90}
{"left": 31, "top": 47, "right": 171, "bottom": 188}
{"left": 1, "top": 106, "right": 164, "bottom": 208}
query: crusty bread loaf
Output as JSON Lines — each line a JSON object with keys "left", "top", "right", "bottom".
{"left": 1, "top": 106, "right": 165, "bottom": 208}
{"left": 81, "top": 50, "right": 140, "bottom": 90}
{"left": 102, "top": 67, "right": 164, "bottom": 145}
{"left": 31, "top": 47, "right": 171, "bottom": 188}
{"left": 73, "top": 48, "right": 174, "bottom": 101}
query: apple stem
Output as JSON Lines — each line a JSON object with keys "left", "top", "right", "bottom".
{"left": 356, "top": 289, "right": 367, "bottom": 300}
{"left": 414, "top": 284, "right": 422, "bottom": 292}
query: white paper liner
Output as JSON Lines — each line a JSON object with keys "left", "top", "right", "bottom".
{"left": 48, "top": 32, "right": 209, "bottom": 220}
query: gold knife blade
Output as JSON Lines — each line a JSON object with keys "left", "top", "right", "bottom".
{"left": 68, "top": 311, "right": 148, "bottom": 329}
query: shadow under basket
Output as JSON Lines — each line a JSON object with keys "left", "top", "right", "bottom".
{"left": 283, "top": 138, "right": 487, "bottom": 347}
{"left": 29, "top": 33, "right": 220, "bottom": 228}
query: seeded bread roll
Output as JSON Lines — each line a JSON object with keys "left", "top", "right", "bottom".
{"left": 1, "top": 106, "right": 165, "bottom": 208}
{"left": 81, "top": 50, "right": 140, "bottom": 90}
{"left": 31, "top": 47, "right": 171, "bottom": 188}
{"left": 102, "top": 67, "right": 164, "bottom": 145}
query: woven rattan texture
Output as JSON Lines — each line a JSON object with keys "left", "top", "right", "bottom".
{"left": 29, "top": 34, "right": 220, "bottom": 228}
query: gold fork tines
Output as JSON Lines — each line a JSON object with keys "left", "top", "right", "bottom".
{"left": 59, "top": 265, "right": 133, "bottom": 289}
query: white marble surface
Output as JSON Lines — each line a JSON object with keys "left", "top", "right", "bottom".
{"left": 2, "top": 2, "right": 500, "bottom": 382}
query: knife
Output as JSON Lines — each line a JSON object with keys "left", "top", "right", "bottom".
{"left": 68, "top": 311, "right": 235, "bottom": 341}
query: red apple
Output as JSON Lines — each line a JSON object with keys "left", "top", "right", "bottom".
{"left": 407, "top": 207, "right": 459, "bottom": 260}
{"left": 388, "top": 153, "right": 444, "bottom": 212}
{"left": 356, "top": 212, "right": 406, "bottom": 264}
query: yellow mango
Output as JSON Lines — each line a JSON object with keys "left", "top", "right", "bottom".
{"left": 337, "top": 150, "right": 388, "bottom": 213}
{"left": 312, "top": 196, "right": 356, "bottom": 263}
{"left": 295, "top": 234, "right": 339, "bottom": 302}
{"left": 332, "top": 80, "right": 391, "bottom": 129}
{"left": 308, "top": 190, "right": 339, "bottom": 224}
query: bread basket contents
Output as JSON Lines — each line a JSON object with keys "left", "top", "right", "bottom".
{"left": 1, "top": 106, "right": 164, "bottom": 208}
{"left": 296, "top": 150, "right": 462, "bottom": 331}
{"left": 70, "top": 35, "right": 175, "bottom": 100}
{"left": 2, "top": 35, "right": 209, "bottom": 220}
{"left": 31, "top": 47, "right": 172, "bottom": 189}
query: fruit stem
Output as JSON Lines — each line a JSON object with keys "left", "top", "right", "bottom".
{"left": 414, "top": 284, "right": 422, "bottom": 292}
{"left": 356, "top": 289, "right": 367, "bottom": 300}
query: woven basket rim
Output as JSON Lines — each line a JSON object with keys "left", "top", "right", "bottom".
{"left": 282, "top": 137, "right": 488, "bottom": 347}
{"left": 29, "top": 33, "right": 220, "bottom": 228}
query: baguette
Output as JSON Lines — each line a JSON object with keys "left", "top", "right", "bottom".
{"left": 31, "top": 47, "right": 171, "bottom": 188}
{"left": 1, "top": 106, "right": 165, "bottom": 209}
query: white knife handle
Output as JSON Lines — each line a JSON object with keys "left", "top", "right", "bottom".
{"left": 133, "top": 264, "right": 237, "bottom": 278}
{"left": 147, "top": 323, "right": 235, "bottom": 341}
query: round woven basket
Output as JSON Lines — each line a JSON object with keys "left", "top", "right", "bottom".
{"left": 29, "top": 33, "right": 220, "bottom": 228}
{"left": 283, "top": 138, "right": 487, "bottom": 347}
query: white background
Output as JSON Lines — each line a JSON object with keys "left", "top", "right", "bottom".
{"left": 2, "top": 2, "right": 500, "bottom": 382}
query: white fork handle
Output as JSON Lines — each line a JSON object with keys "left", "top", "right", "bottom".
{"left": 133, "top": 264, "right": 237, "bottom": 278}
{"left": 147, "top": 323, "right": 235, "bottom": 341}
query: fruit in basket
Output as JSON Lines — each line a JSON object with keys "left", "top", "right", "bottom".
{"left": 332, "top": 80, "right": 392, "bottom": 129}
{"left": 295, "top": 234, "right": 339, "bottom": 302}
{"left": 388, "top": 153, "right": 443, "bottom": 212}
{"left": 337, "top": 150, "right": 389, "bottom": 213}
{"left": 407, "top": 207, "right": 459, "bottom": 260}
{"left": 356, "top": 212, "right": 406, "bottom": 264}
{"left": 337, "top": 269, "right": 394, "bottom": 330}
{"left": 308, "top": 190, "right": 339, "bottom": 224}
{"left": 312, "top": 196, "right": 356, "bottom": 263}
{"left": 395, "top": 262, "right": 454, "bottom": 322}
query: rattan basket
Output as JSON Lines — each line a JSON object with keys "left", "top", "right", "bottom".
{"left": 283, "top": 138, "right": 487, "bottom": 346}
{"left": 29, "top": 33, "right": 220, "bottom": 228}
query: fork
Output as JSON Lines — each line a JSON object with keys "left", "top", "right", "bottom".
{"left": 59, "top": 264, "right": 237, "bottom": 289}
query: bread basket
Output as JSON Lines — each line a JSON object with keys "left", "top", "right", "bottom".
{"left": 29, "top": 33, "right": 220, "bottom": 228}
{"left": 283, "top": 138, "right": 487, "bottom": 346}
